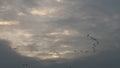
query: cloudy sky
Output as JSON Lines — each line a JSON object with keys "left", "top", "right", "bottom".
{"left": 0, "top": 0, "right": 120, "bottom": 68}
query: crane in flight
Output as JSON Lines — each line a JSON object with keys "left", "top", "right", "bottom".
{"left": 87, "top": 34, "right": 100, "bottom": 53}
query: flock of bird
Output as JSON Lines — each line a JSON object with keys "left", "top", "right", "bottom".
{"left": 21, "top": 34, "right": 100, "bottom": 68}
{"left": 87, "top": 34, "right": 99, "bottom": 53}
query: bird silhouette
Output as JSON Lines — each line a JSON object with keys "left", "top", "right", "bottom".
{"left": 87, "top": 34, "right": 99, "bottom": 45}
{"left": 87, "top": 34, "right": 100, "bottom": 53}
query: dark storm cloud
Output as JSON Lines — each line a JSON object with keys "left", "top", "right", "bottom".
{"left": 0, "top": 39, "right": 45, "bottom": 68}
{"left": 0, "top": 39, "right": 23, "bottom": 68}
{"left": 0, "top": 39, "right": 120, "bottom": 68}
{"left": 0, "top": 0, "right": 120, "bottom": 68}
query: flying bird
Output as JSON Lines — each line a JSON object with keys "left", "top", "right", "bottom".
{"left": 87, "top": 34, "right": 99, "bottom": 45}
{"left": 87, "top": 34, "right": 100, "bottom": 53}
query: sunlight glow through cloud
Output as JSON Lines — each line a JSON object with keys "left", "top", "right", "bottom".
{"left": 0, "top": 0, "right": 118, "bottom": 62}
{"left": 30, "top": 8, "right": 57, "bottom": 16}
{"left": 56, "top": 0, "right": 63, "bottom": 3}
{"left": 0, "top": 0, "right": 98, "bottom": 61}
{"left": 0, "top": 21, "right": 19, "bottom": 26}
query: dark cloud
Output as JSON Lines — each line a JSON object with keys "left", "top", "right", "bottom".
{"left": 0, "top": 39, "right": 120, "bottom": 68}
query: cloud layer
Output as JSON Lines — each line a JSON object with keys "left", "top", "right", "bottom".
{"left": 0, "top": 0, "right": 120, "bottom": 68}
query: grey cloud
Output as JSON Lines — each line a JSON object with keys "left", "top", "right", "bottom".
{"left": 0, "top": 0, "right": 120, "bottom": 68}
{"left": 0, "top": 39, "right": 120, "bottom": 68}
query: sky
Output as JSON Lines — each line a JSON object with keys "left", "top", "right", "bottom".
{"left": 0, "top": 0, "right": 120, "bottom": 68}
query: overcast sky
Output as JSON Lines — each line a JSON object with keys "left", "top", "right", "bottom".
{"left": 0, "top": 0, "right": 120, "bottom": 68}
